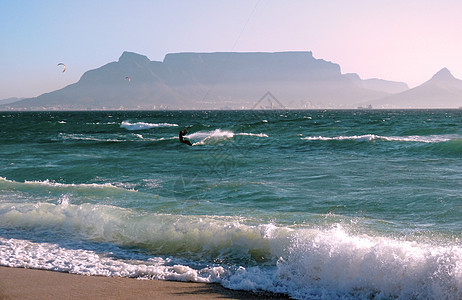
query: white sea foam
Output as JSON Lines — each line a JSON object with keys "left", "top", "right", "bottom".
{"left": 274, "top": 225, "right": 462, "bottom": 299}
{"left": 236, "top": 133, "right": 269, "bottom": 138}
{"left": 0, "top": 201, "right": 461, "bottom": 299}
{"left": 302, "top": 134, "right": 381, "bottom": 142}
{"left": 23, "top": 179, "right": 117, "bottom": 189}
{"left": 302, "top": 134, "right": 457, "bottom": 143}
{"left": 0, "top": 236, "right": 228, "bottom": 282}
{"left": 85, "top": 122, "right": 117, "bottom": 125}
{"left": 189, "top": 129, "right": 234, "bottom": 146}
{"left": 121, "top": 121, "right": 178, "bottom": 130}
{"left": 189, "top": 129, "right": 234, "bottom": 139}
{"left": 382, "top": 134, "right": 455, "bottom": 143}
{"left": 58, "top": 133, "right": 125, "bottom": 142}
{"left": 0, "top": 177, "right": 137, "bottom": 196}
{"left": 188, "top": 129, "right": 268, "bottom": 145}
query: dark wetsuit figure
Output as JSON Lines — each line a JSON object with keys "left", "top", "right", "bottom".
{"left": 179, "top": 129, "right": 192, "bottom": 146}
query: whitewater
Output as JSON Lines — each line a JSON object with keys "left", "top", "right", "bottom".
{"left": 1, "top": 110, "right": 462, "bottom": 299}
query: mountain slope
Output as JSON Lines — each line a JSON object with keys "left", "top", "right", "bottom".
{"left": 366, "top": 68, "right": 462, "bottom": 108}
{"left": 1, "top": 51, "right": 406, "bottom": 110}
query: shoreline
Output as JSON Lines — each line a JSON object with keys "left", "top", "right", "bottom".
{"left": 0, "top": 266, "right": 290, "bottom": 300}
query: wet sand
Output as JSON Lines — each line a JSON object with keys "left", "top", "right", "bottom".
{"left": 0, "top": 266, "right": 290, "bottom": 299}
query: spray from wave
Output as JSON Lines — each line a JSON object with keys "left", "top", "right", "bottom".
{"left": 187, "top": 129, "right": 268, "bottom": 146}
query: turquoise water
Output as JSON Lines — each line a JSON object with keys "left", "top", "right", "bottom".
{"left": 1, "top": 110, "right": 462, "bottom": 299}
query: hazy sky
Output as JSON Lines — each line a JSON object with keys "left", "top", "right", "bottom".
{"left": 1, "top": 0, "right": 462, "bottom": 99}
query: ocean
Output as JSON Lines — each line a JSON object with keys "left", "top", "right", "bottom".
{"left": 1, "top": 110, "right": 462, "bottom": 299}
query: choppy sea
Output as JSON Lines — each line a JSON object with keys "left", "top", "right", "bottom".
{"left": 1, "top": 110, "right": 462, "bottom": 299}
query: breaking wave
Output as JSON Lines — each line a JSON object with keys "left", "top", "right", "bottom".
{"left": 121, "top": 121, "right": 179, "bottom": 130}
{"left": 1, "top": 204, "right": 461, "bottom": 300}
{"left": 0, "top": 175, "right": 460, "bottom": 300}
{"left": 302, "top": 134, "right": 457, "bottom": 143}
{"left": 188, "top": 129, "right": 268, "bottom": 146}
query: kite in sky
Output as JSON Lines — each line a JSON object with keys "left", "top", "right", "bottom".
{"left": 57, "top": 63, "right": 66, "bottom": 73}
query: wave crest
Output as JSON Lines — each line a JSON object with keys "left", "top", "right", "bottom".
{"left": 0, "top": 177, "right": 137, "bottom": 202}
{"left": 187, "top": 129, "right": 268, "bottom": 146}
{"left": 1, "top": 215, "right": 461, "bottom": 299}
{"left": 302, "top": 134, "right": 457, "bottom": 143}
{"left": 121, "top": 121, "right": 178, "bottom": 130}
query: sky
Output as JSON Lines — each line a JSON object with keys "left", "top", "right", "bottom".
{"left": 1, "top": 0, "right": 462, "bottom": 99}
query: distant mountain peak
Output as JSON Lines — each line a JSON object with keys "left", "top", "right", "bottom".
{"left": 118, "top": 51, "right": 150, "bottom": 65}
{"left": 366, "top": 67, "right": 462, "bottom": 108}
{"left": 430, "top": 67, "right": 455, "bottom": 82}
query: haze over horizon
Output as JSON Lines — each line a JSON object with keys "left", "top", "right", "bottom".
{"left": 1, "top": 0, "right": 462, "bottom": 100}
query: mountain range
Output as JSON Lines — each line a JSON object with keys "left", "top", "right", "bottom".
{"left": 2, "top": 51, "right": 461, "bottom": 110}
{"left": 360, "top": 68, "right": 462, "bottom": 108}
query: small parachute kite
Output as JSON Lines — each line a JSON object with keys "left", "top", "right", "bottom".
{"left": 125, "top": 76, "right": 131, "bottom": 82}
{"left": 57, "top": 63, "right": 66, "bottom": 73}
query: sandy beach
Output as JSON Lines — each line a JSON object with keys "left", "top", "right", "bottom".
{"left": 0, "top": 266, "right": 290, "bottom": 300}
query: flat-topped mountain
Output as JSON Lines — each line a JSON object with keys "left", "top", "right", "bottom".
{"left": 364, "top": 68, "right": 462, "bottom": 108}
{"left": 1, "top": 51, "right": 408, "bottom": 110}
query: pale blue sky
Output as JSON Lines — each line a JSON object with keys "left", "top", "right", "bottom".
{"left": 1, "top": 0, "right": 462, "bottom": 99}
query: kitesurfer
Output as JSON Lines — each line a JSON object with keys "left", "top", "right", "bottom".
{"left": 179, "top": 128, "right": 192, "bottom": 146}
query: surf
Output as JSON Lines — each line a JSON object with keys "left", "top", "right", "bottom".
{"left": 185, "top": 129, "right": 268, "bottom": 146}
{"left": 302, "top": 133, "right": 458, "bottom": 143}
{"left": 0, "top": 177, "right": 139, "bottom": 207}
{"left": 120, "top": 121, "right": 179, "bottom": 130}
{"left": 1, "top": 206, "right": 461, "bottom": 299}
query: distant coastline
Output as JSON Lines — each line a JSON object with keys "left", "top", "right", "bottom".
{"left": 0, "top": 51, "right": 403, "bottom": 111}
{"left": 2, "top": 52, "right": 462, "bottom": 111}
